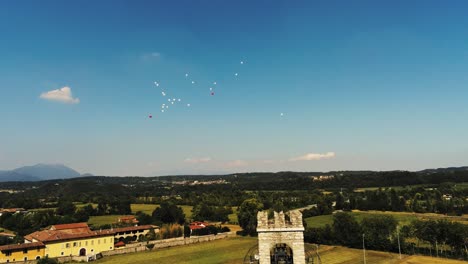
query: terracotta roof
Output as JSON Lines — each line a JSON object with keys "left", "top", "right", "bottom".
{"left": 0, "top": 232, "right": 15, "bottom": 237}
{"left": 189, "top": 221, "right": 211, "bottom": 230}
{"left": 189, "top": 225, "right": 206, "bottom": 230}
{"left": 0, "top": 208, "right": 26, "bottom": 213}
{"left": 114, "top": 241, "right": 125, "bottom": 247}
{"left": 119, "top": 215, "right": 136, "bottom": 220}
{"left": 25, "top": 229, "right": 113, "bottom": 243}
{"left": 51, "top": 222, "right": 89, "bottom": 230}
{"left": 0, "top": 242, "right": 44, "bottom": 252}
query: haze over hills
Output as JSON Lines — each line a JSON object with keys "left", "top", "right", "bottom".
{"left": 0, "top": 164, "right": 86, "bottom": 182}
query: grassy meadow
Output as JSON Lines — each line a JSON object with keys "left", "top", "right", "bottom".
{"left": 94, "top": 236, "right": 466, "bottom": 264}
{"left": 88, "top": 215, "right": 122, "bottom": 226}
{"left": 305, "top": 210, "right": 468, "bottom": 228}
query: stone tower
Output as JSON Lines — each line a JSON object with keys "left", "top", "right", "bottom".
{"left": 256, "top": 210, "right": 305, "bottom": 264}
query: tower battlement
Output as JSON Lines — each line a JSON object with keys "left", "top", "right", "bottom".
{"left": 256, "top": 210, "right": 305, "bottom": 264}
{"left": 257, "top": 210, "right": 304, "bottom": 232}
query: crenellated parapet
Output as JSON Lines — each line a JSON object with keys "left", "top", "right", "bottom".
{"left": 256, "top": 210, "right": 305, "bottom": 264}
{"left": 256, "top": 210, "right": 304, "bottom": 232}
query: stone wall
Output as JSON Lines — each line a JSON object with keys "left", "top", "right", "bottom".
{"left": 257, "top": 210, "right": 306, "bottom": 264}
{"left": 99, "top": 232, "right": 235, "bottom": 259}
{"left": 102, "top": 246, "right": 148, "bottom": 256}
{"left": 56, "top": 255, "right": 88, "bottom": 263}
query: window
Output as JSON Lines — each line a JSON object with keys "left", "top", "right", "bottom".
{"left": 98, "top": 239, "right": 100, "bottom": 245}
{"left": 91, "top": 240, "right": 94, "bottom": 245}
{"left": 104, "top": 239, "right": 106, "bottom": 243}
{"left": 24, "top": 257, "right": 27, "bottom": 261}
{"left": 5, "top": 251, "right": 12, "bottom": 256}
{"left": 73, "top": 242, "right": 77, "bottom": 247}
{"left": 23, "top": 249, "right": 28, "bottom": 254}
{"left": 85, "top": 241, "right": 88, "bottom": 246}
{"left": 79, "top": 242, "right": 81, "bottom": 246}
{"left": 66, "top": 243, "right": 70, "bottom": 248}
{"left": 61, "top": 252, "right": 64, "bottom": 256}
{"left": 37, "top": 248, "right": 41, "bottom": 252}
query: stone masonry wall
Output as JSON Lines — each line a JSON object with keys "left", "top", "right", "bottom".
{"left": 257, "top": 210, "right": 305, "bottom": 264}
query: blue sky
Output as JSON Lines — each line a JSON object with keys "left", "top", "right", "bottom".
{"left": 1, "top": 1, "right": 468, "bottom": 176}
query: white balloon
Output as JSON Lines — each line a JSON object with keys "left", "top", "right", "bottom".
{"left": 171, "top": 102, "right": 174, "bottom": 104}
{"left": 167, "top": 99, "right": 170, "bottom": 102}
{"left": 166, "top": 106, "right": 169, "bottom": 109}
{"left": 235, "top": 73, "right": 238, "bottom": 76}
{"left": 187, "top": 103, "right": 191, "bottom": 107}
{"left": 161, "top": 110, "right": 165, "bottom": 113}
{"left": 178, "top": 99, "right": 181, "bottom": 102}
{"left": 191, "top": 81, "right": 195, "bottom": 84}
{"left": 209, "top": 87, "right": 213, "bottom": 91}
{"left": 240, "top": 61, "right": 244, "bottom": 64}
{"left": 185, "top": 73, "right": 189, "bottom": 77}
{"left": 213, "top": 82, "right": 217, "bottom": 85}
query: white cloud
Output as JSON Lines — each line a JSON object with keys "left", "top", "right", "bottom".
{"left": 224, "top": 160, "right": 249, "bottom": 168}
{"left": 141, "top": 52, "right": 161, "bottom": 61}
{"left": 184, "top": 157, "right": 212, "bottom": 164}
{"left": 289, "top": 152, "right": 336, "bottom": 161}
{"left": 39, "top": 86, "right": 80, "bottom": 104}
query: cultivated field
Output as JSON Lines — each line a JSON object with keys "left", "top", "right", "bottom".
{"left": 88, "top": 215, "right": 122, "bottom": 226}
{"left": 94, "top": 236, "right": 466, "bottom": 264}
{"left": 131, "top": 204, "right": 194, "bottom": 218}
{"left": 86, "top": 204, "right": 195, "bottom": 226}
{"left": 305, "top": 210, "right": 468, "bottom": 228}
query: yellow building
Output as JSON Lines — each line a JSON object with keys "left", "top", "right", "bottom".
{"left": 24, "top": 223, "right": 114, "bottom": 258}
{"left": 0, "top": 242, "right": 45, "bottom": 263}
{"left": 112, "top": 225, "right": 154, "bottom": 242}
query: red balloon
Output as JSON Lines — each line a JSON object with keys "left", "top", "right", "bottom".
{"left": 149, "top": 115, "right": 152, "bottom": 118}
{"left": 211, "top": 92, "right": 215, "bottom": 96}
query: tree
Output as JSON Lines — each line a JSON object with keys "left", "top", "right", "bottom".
{"left": 55, "top": 200, "right": 76, "bottom": 216}
{"left": 192, "top": 204, "right": 231, "bottom": 223}
{"left": 37, "top": 256, "right": 58, "bottom": 264}
{"left": 152, "top": 201, "right": 185, "bottom": 225}
{"left": 73, "top": 208, "right": 90, "bottom": 222}
{"left": 335, "top": 193, "right": 345, "bottom": 210}
{"left": 332, "top": 212, "right": 361, "bottom": 248}
{"left": 360, "top": 215, "right": 397, "bottom": 251}
{"left": 237, "top": 198, "right": 263, "bottom": 236}
{"left": 136, "top": 211, "right": 153, "bottom": 225}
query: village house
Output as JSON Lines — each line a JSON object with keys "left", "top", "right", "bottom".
{"left": 117, "top": 215, "right": 139, "bottom": 225}
{"left": 0, "top": 242, "right": 45, "bottom": 263}
{"left": 112, "top": 225, "right": 154, "bottom": 242}
{"left": 24, "top": 223, "right": 115, "bottom": 259}
{"left": 189, "top": 221, "right": 211, "bottom": 234}
{"left": 0, "top": 208, "right": 27, "bottom": 217}
{"left": 0, "top": 222, "right": 155, "bottom": 263}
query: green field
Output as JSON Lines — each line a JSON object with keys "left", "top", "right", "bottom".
{"left": 305, "top": 210, "right": 468, "bottom": 228}
{"left": 131, "top": 204, "right": 158, "bottom": 215}
{"left": 88, "top": 215, "right": 122, "bottom": 226}
{"left": 229, "top": 206, "right": 239, "bottom": 223}
{"left": 131, "top": 204, "right": 193, "bottom": 219}
{"left": 95, "top": 236, "right": 466, "bottom": 264}
{"left": 96, "top": 236, "right": 257, "bottom": 264}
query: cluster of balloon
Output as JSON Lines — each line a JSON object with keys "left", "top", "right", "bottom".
{"left": 148, "top": 60, "right": 246, "bottom": 119}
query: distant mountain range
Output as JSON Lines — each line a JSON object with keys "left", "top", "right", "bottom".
{"left": 0, "top": 164, "right": 91, "bottom": 182}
